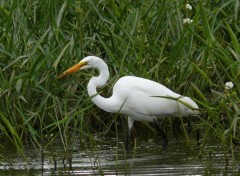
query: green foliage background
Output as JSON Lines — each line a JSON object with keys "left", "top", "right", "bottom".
{"left": 0, "top": 0, "right": 239, "bottom": 160}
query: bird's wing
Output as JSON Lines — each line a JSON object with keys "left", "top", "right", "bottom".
{"left": 112, "top": 76, "right": 182, "bottom": 117}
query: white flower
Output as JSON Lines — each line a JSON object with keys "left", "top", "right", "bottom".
{"left": 183, "top": 18, "right": 193, "bottom": 24}
{"left": 225, "top": 82, "right": 234, "bottom": 90}
{"left": 186, "top": 4, "right": 192, "bottom": 10}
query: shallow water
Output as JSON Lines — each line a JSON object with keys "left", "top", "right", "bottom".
{"left": 0, "top": 136, "right": 239, "bottom": 175}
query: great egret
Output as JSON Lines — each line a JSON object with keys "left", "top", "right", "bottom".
{"left": 58, "top": 56, "right": 199, "bottom": 149}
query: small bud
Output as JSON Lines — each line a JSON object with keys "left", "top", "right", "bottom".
{"left": 186, "top": 4, "right": 192, "bottom": 11}
{"left": 225, "top": 82, "right": 234, "bottom": 90}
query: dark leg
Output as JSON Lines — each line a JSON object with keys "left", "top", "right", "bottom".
{"left": 187, "top": 120, "right": 191, "bottom": 133}
{"left": 196, "top": 128, "right": 201, "bottom": 147}
{"left": 154, "top": 119, "right": 168, "bottom": 150}
{"left": 124, "top": 117, "right": 135, "bottom": 150}
{"left": 123, "top": 117, "right": 131, "bottom": 150}
{"left": 124, "top": 129, "right": 131, "bottom": 150}
{"left": 172, "top": 118, "right": 181, "bottom": 139}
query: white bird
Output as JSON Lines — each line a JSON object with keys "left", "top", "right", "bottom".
{"left": 58, "top": 56, "right": 199, "bottom": 149}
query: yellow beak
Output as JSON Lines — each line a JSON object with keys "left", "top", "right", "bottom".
{"left": 57, "top": 61, "right": 87, "bottom": 78}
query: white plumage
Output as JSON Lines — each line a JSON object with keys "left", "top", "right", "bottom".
{"left": 58, "top": 56, "right": 199, "bottom": 149}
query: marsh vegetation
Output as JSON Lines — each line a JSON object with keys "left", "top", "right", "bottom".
{"left": 0, "top": 0, "right": 239, "bottom": 174}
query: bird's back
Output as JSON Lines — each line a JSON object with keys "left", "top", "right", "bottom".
{"left": 111, "top": 76, "right": 198, "bottom": 119}
{"left": 113, "top": 76, "right": 179, "bottom": 98}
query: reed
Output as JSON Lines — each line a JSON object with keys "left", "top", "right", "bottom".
{"left": 0, "top": 0, "right": 239, "bottom": 165}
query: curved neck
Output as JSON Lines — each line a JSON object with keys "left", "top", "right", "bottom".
{"left": 87, "top": 61, "right": 112, "bottom": 112}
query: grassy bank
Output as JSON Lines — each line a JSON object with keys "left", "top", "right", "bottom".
{"left": 0, "top": 0, "right": 239, "bottom": 164}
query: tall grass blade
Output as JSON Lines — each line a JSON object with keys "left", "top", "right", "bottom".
{"left": 223, "top": 20, "right": 240, "bottom": 55}
{"left": 191, "top": 62, "right": 213, "bottom": 86}
{"left": 0, "top": 112, "right": 26, "bottom": 160}
{"left": 53, "top": 42, "right": 70, "bottom": 69}
{"left": 199, "top": 1, "right": 215, "bottom": 47}
{"left": 57, "top": 2, "right": 67, "bottom": 28}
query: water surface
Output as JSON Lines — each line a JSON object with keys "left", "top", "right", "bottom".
{"left": 0, "top": 136, "right": 239, "bottom": 175}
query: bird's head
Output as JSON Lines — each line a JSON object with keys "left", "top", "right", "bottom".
{"left": 57, "top": 56, "right": 101, "bottom": 78}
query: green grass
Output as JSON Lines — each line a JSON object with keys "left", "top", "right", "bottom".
{"left": 0, "top": 0, "right": 239, "bottom": 166}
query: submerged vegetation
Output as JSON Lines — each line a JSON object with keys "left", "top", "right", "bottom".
{"left": 0, "top": 0, "right": 239, "bottom": 169}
